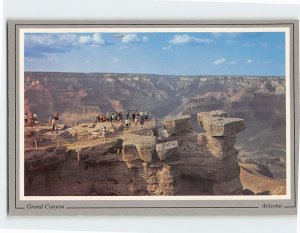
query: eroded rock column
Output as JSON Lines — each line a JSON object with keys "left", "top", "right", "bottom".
{"left": 197, "top": 110, "right": 245, "bottom": 195}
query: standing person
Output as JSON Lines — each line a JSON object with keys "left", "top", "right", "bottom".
{"left": 140, "top": 115, "right": 144, "bottom": 128}
{"left": 125, "top": 118, "right": 130, "bottom": 128}
{"left": 32, "top": 113, "right": 38, "bottom": 126}
{"left": 126, "top": 111, "right": 130, "bottom": 120}
{"left": 54, "top": 112, "right": 59, "bottom": 121}
{"left": 52, "top": 111, "right": 59, "bottom": 132}
{"left": 24, "top": 113, "right": 28, "bottom": 126}
{"left": 51, "top": 118, "right": 57, "bottom": 133}
{"left": 30, "top": 114, "right": 34, "bottom": 127}
{"left": 101, "top": 126, "right": 107, "bottom": 143}
{"left": 132, "top": 112, "right": 136, "bottom": 122}
{"left": 145, "top": 111, "right": 148, "bottom": 120}
{"left": 134, "top": 115, "right": 139, "bottom": 127}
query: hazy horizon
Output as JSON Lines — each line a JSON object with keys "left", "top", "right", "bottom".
{"left": 24, "top": 70, "right": 285, "bottom": 78}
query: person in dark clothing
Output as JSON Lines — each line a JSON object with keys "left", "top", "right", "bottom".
{"left": 140, "top": 115, "right": 144, "bottom": 127}
{"left": 54, "top": 112, "right": 59, "bottom": 120}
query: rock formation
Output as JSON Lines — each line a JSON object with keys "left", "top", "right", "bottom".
{"left": 25, "top": 110, "right": 247, "bottom": 196}
{"left": 196, "top": 110, "right": 245, "bottom": 194}
{"left": 156, "top": 141, "right": 179, "bottom": 162}
{"left": 163, "top": 115, "right": 193, "bottom": 135}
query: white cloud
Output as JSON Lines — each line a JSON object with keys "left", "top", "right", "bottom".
{"left": 78, "top": 35, "right": 92, "bottom": 44}
{"left": 121, "top": 34, "right": 148, "bottom": 43}
{"left": 213, "top": 58, "right": 227, "bottom": 65}
{"left": 93, "top": 33, "right": 105, "bottom": 44}
{"left": 213, "top": 58, "right": 237, "bottom": 65}
{"left": 58, "top": 34, "right": 78, "bottom": 44}
{"left": 78, "top": 33, "right": 105, "bottom": 45}
{"left": 228, "top": 61, "right": 237, "bottom": 65}
{"left": 25, "top": 33, "right": 78, "bottom": 47}
{"left": 247, "top": 59, "right": 253, "bottom": 64}
{"left": 162, "top": 45, "right": 173, "bottom": 51}
{"left": 169, "top": 34, "right": 213, "bottom": 45}
{"left": 113, "top": 57, "right": 120, "bottom": 63}
{"left": 26, "top": 33, "right": 105, "bottom": 50}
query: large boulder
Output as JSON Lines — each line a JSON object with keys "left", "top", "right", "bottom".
{"left": 136, "top": 143, "right": 156, "bottom": 163}
{"left": 156, "top": 141, "right": 179, "bottom": 162}
{"left": 163, "top": 115, "right": 192, "bottom": 135}
{"left": 197, "top": 112, "right": 245, "bottom": 137}
{"left": 124, "top": 134, "right": 157, "bottom": 163}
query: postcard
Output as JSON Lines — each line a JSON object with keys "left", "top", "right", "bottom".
{"left": 7, "top": 21, "right": 299, "bottom": 215}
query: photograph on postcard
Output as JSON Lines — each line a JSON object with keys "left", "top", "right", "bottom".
{"left": 21, "top": 28, "right": 290, "bottom": 197}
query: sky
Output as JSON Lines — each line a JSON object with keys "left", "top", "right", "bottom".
{"left": 24, "top": 31, "right": 285, "bottom": 76}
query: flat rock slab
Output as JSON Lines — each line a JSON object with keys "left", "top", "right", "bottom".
{"left": 163, "top": 115, "right": 192, "bottom": 135}
{"left": 199, "top": 110, "right": 228, "bottom": 119}
{"left": 156, "top": 140, "right": 179, "bottom": 161}
{"left": 198, "top": 111, "right": 245, "bottom": 136}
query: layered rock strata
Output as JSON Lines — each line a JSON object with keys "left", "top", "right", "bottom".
{"left": 25, "top": 111, "right": 245, "bottom": 196}
{"left": 196, "top": 111, "right": 245, "bottom": 194}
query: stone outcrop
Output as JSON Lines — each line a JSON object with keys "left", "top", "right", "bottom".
{"left": 156, "top": 141, "right": 179, "bottom": 162}
{"left": 197, "top": 111, "right": 245, "bottom": 137}
{"left": 195, "top": 110, "right": 245, "bottom": 194}
{"left": 163, "top": 115, "right": 192, "bottom": 135}
{"left": 25, "top": 111, "right": 246, "bottom": 196}
{"left": 124, "top": 133, "right": 157, "bottom": 163}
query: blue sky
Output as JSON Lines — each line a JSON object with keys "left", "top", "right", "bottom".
{"left": 24, "top": 32, "right": 285, "bottom": 76}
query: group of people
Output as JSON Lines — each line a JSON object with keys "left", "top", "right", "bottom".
{"left": 24, "top": 112, "right": 38, "bottom": 127}
{"left": 25, "top": 109, "right": 149, "bottom": 137}
{"left": 94, "top": 112, "right": 124, "bottom": 123}
{"left": 94, "top": 110, "right": 149, "bottom": 128}
{"left": 25, "top": 111, "right": 60, "bottom": 134}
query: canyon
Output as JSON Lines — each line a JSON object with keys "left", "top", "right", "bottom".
{"left": 24, "top": 72, "right": 286, "bottom": 196}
